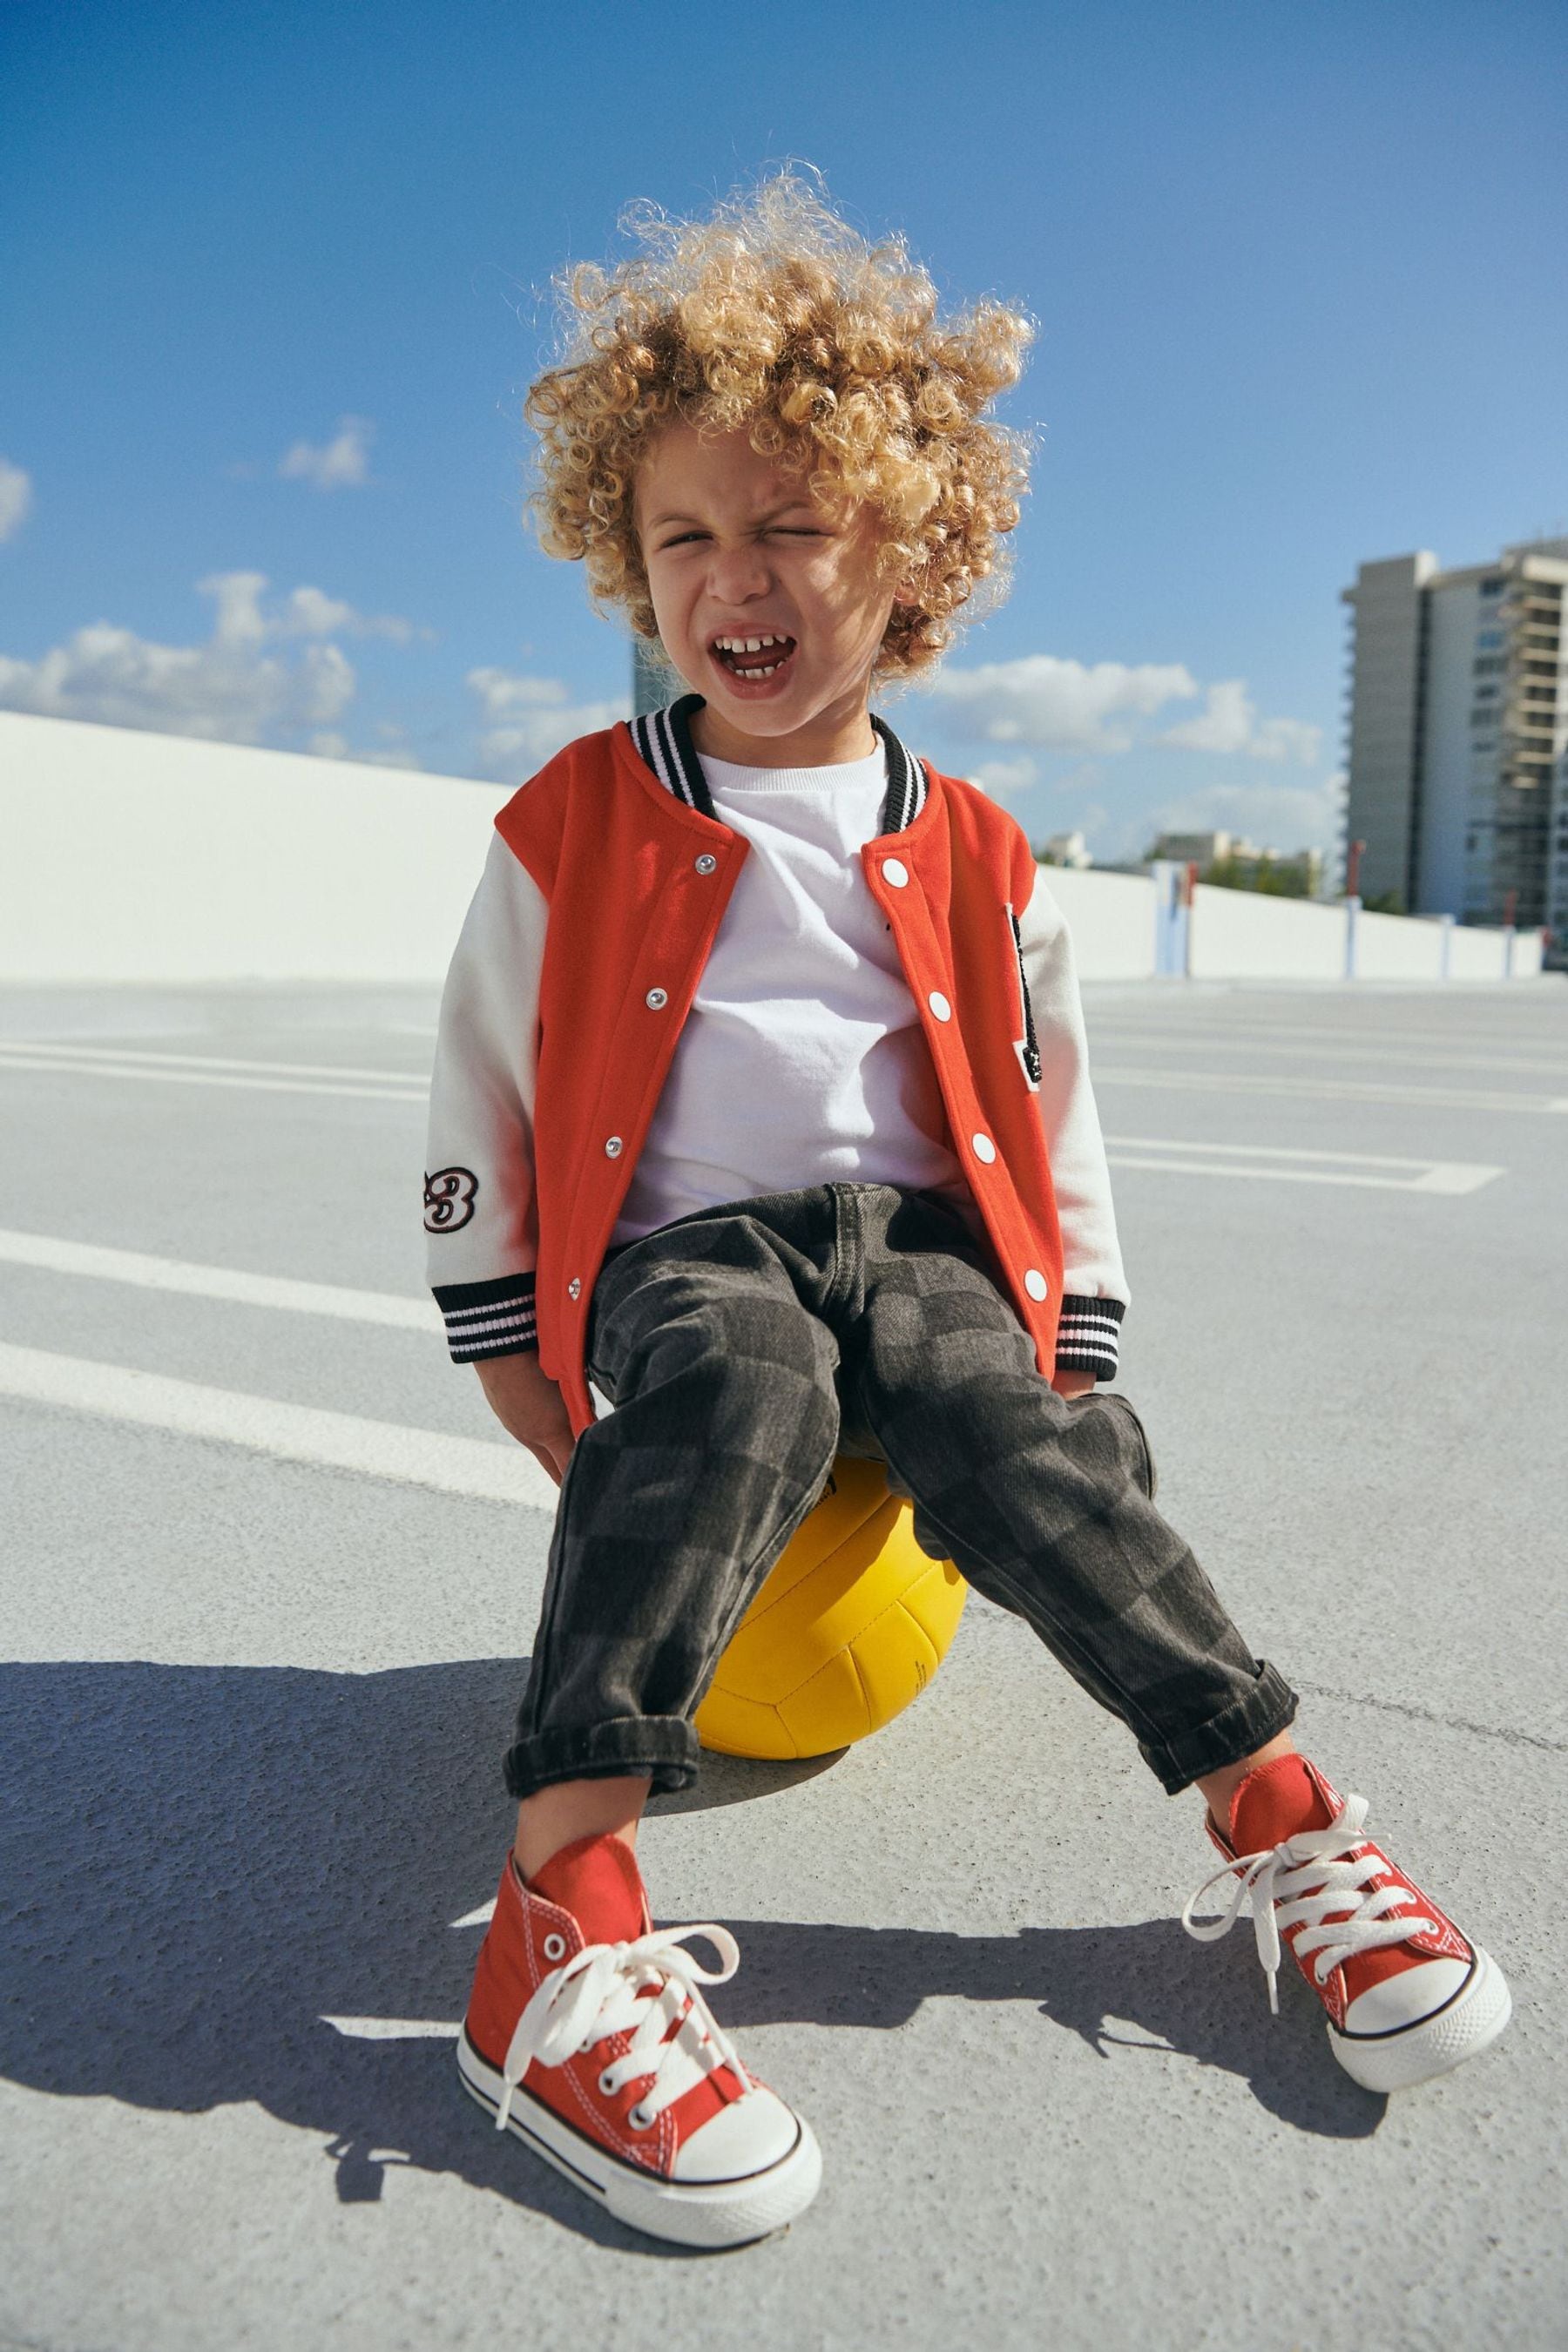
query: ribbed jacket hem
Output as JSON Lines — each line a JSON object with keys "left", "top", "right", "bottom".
{"left": 433, "top": 1271, "right": 538, "bottom": 1362}
{"left": 1054, "top": 1293, "right": 1125, "bottom": 1383}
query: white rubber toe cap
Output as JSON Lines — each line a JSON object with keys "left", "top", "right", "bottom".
{"left": 1342, "top": 1956, "right": 1472, "bottom": 2037}
{"left": 669, "top": 2085, "right": 802, "bottom": 2183}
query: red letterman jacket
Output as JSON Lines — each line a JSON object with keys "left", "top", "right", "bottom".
{"left": 424, "top": 697, "right": 1128, "bottom": 1436}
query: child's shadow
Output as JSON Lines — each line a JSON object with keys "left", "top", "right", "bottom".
{"left": 1, "top": 1660, "right": 1381, "bottom": 2249}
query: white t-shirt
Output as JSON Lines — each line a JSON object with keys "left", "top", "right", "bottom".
{"left": 612, "top": 744, "right": 966, "bottom": 1242}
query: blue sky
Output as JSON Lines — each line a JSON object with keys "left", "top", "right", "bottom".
{"left": 3, "top": 0, "right": 1565, "bottom": 868}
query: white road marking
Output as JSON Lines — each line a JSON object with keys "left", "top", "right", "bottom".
{"left": 451, "top": 1901, "right": 497, "bottom": 1929}
{"left": 0, "top": 1341, "right": 558, "bottom": 1511}
{"left": 1093, "top": 1064, "right": 1568, "bottom": 1114}
{"left": 1089, "top": 1024, "right": 1568, "bottom": 1081}
{"left": 1102, "top": 1138, "right": 1504, "bottom": 1194}
{"left": 0, "top": 1227, "right": 441, "bottom": 1328}
{"left": 321, "top": 2017, "right": 461, "bottom": 2040}
{"left": 0, "top": 1040, "right": 424, "bottom": 1101}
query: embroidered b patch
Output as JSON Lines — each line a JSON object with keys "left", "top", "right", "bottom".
{"left": 424, "top": 1166, "right": 478, "bottom": 1233}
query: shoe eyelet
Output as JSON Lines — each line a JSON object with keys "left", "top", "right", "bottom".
{"left": 598, "top": 2069, "right": 618, "bottom": 2098}
{"left": 628, "top": 2101, "right": 654, "bottom": 2131}
{"left": 542, "top": 1932, "right": 566, "bottom": 1962}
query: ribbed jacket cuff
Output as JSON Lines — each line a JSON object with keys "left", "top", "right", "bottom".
{"left": 1054, "top": 1294, "right": 1125, "bottom": 1383}
{"left": 432, "top": 1272, "right": 537, "bottom": 1363}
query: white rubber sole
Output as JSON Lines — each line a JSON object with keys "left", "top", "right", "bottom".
{"left": 1328, "top": 1946, "right": 1512, "bottom": 2093}
{"left": 456, "top": 2031, "right": 822, "bottom": 2248}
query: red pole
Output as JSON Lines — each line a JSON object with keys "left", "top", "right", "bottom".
{"left": 1346, "top": 839, "right": 1365, "bottom": 898}
{"left": 1504, "top": 888, "right": 1517, "bottom": 927}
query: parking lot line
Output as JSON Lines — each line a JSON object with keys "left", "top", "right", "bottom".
{"left": 1101, "top": 1139, "right": 1504, "bottom": 1193}
{"left": 0, "top": 1226, "right": 440, "bottom": 1327}
{"left": 1088, "top": 1024, "right": 1568, "bottom": 1080}
{"left": 1093, "top": 1064, "right": 1568, "bottom": 1113}
{"left": 321, "top": 2016, "right": 461, "bottom": 2041}
{"left": 0, "top": 1340, "right": 556, "bottom": 1511}
{"left": 0, "top": 1041, "right": 424, "bottom": 1101}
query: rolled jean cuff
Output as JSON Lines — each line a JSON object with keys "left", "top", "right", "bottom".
{"left": 502, "top": 1715, "right": 701, "bottom": 1802}
{"left": 1138, "top": 1660, "right": 1299, "bottom": 1796}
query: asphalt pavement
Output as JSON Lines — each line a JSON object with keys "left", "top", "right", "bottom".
{"left": 2, "top": 976, "right": 1565, "bottom": 2352}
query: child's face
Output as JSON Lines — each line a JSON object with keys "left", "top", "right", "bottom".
{"left": 634, "top": 422, "right": 902, "bottom": 761}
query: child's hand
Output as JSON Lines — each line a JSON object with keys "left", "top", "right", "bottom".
{"left": 474, "top": 1352, "right": 576, "bottom": 1485}
{"left": 1051, "top": 1369, "right": 1097, "bottom": 1401}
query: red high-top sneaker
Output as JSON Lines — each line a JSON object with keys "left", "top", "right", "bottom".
{"left": 457, "top": 1833, "right": 821, "bottom": 2247}
{"left": 1183, "top": 1755, "right": 1511, "bottom": 2093}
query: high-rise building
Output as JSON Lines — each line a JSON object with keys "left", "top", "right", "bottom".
{"left": 632, "top": 637, "right": 677, "bottom": 717}
{"left": 1342, "top": 537, "right": 1567, "bottom": 928}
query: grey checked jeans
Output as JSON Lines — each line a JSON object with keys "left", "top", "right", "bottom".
{"left": 504, "top": 1185, "right": 1295, "bottom": 1801}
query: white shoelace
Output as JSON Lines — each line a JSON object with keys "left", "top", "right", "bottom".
{"left": 1182, "top": 1791, "right": 1436, "bottom": 2013}
{"left": 496, "top": 1923, "right": 752, "bottom": 2136}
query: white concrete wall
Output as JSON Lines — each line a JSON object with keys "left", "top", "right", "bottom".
{"left": 0, "top": 711, "right": 505, "bottom": 983}
{"left": 0, "top": 710, "right": 1544, "bottom": 984}
{"left": 1354, "top": 909, "right": 1448, "bottom": 980}
{"left": 1187, "top": 884, "right": 1347, "bottom": 982}
{"left": 1033, "top": 866, "right": 1155, "bottom": 981}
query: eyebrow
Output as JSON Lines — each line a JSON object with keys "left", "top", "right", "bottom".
{"left": 643, "top": 498, "right": 821, "bottom": 531}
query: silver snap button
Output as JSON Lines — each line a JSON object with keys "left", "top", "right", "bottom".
{"left": 928, "top": 990, "right": 951, "bottom": 1022}
{"left": 604, "top": 1136, "right": 623, "bottom": 1159}
{"left": 1024, "top": 1268, "right": 1049, "bottom": 1301}
{"left": 567, "top": 1277, "right": 582, "bottom": 1301}
{"left": 543, "top": 1932, "right": 566, "bottom": 1962}
{"left": 694, "top": 853, "right": 717, "bottom": 875}
{"left": 971, "top": 1132, "right": 997, "bottom": 1164}
{"left": 882, "top": 857, "right": 909, "bottom": 888}
{"left": 645, "top": 987, "right": 668, "bottom": 1010}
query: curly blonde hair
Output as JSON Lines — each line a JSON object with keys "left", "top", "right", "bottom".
{"left": 524, "top": 173, "right": 1033, "bottom": 679}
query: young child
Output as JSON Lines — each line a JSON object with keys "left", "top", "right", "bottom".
{"left": 422, "top": 178, "right": 1510, "bottom": 2248}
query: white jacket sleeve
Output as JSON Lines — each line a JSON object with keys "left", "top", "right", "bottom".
{"left": 1014, "top": 870, "right": 1130, "bottom": 1382}
{"left": 422, "top": 828, "right": 547, "bottom": 1362}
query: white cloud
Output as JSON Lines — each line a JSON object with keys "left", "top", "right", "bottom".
{"left": 1159, "top": 679, "right": 1321, "bottom": 764}
{"left": 308, "top": 726, "right": 422, "bottom": 771}
{"left": 277, "top": 416, "right": 375, "bottom": 491}
{"left": 0, "top": 616, "right": 353, "bottom": 742}
{"left": 0, "top": 458, "right": 33, "bottom": 543}
{"left": 276, "top": 584, "right": 419, "bottom": 642}
{"left": 467, "top": 668, "right": 629, "bottom": 777}
{"left": 968, "top": 756, "right": 1039, "bottom": 797}
{"left": 0, "top": 569, "right": 423, "bottom": 744}
{"left": 926, "top": 652, "right": 1321, "bottom": 772}
{"left": 929, "top": 654, "right": 1200, "bottom": 752}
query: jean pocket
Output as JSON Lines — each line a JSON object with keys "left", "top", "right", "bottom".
{"left": 1099, "top": 1393, "right": 1158, "bottom": 1500}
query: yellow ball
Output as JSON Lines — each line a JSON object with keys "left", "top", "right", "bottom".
{"left": 694, "top": 1456, "right": 967, "bottom": 1760}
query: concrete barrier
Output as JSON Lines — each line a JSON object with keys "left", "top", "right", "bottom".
{"left": 0, "top": 711, "right": 506, "bottom": 983}
{"left": 0, "top": 710, "right": 1544, "bottom": 984}
{"left": 1036, "top": 866, "right": 1157, "bottom": 981}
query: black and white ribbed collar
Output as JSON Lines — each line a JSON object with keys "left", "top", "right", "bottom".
{"left": 628, "top": 693, "right": 928, "bottom": 838}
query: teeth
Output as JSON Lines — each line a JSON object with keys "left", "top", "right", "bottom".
{"left": 714, "top": 633, "right": 787, "bottom": 653}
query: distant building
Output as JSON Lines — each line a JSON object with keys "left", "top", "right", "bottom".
{"left": 1148, "top": 828, "right": 1322, "bottom": 897}
{"left": 1152, "top": 828, "right": 1240, "bottom": 868}
{"left": 1342, "top": 537, "right": 1567, "bottom": 927}
{"left": 632, "top": 637, "right": 677, "bottom": 716}
{"left": 1037, "top": 829, "right": 1092, "bottom": 868}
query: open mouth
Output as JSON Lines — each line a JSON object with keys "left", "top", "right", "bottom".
{"left": 709, "top": 632, "right": 797, "bottom": 686}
